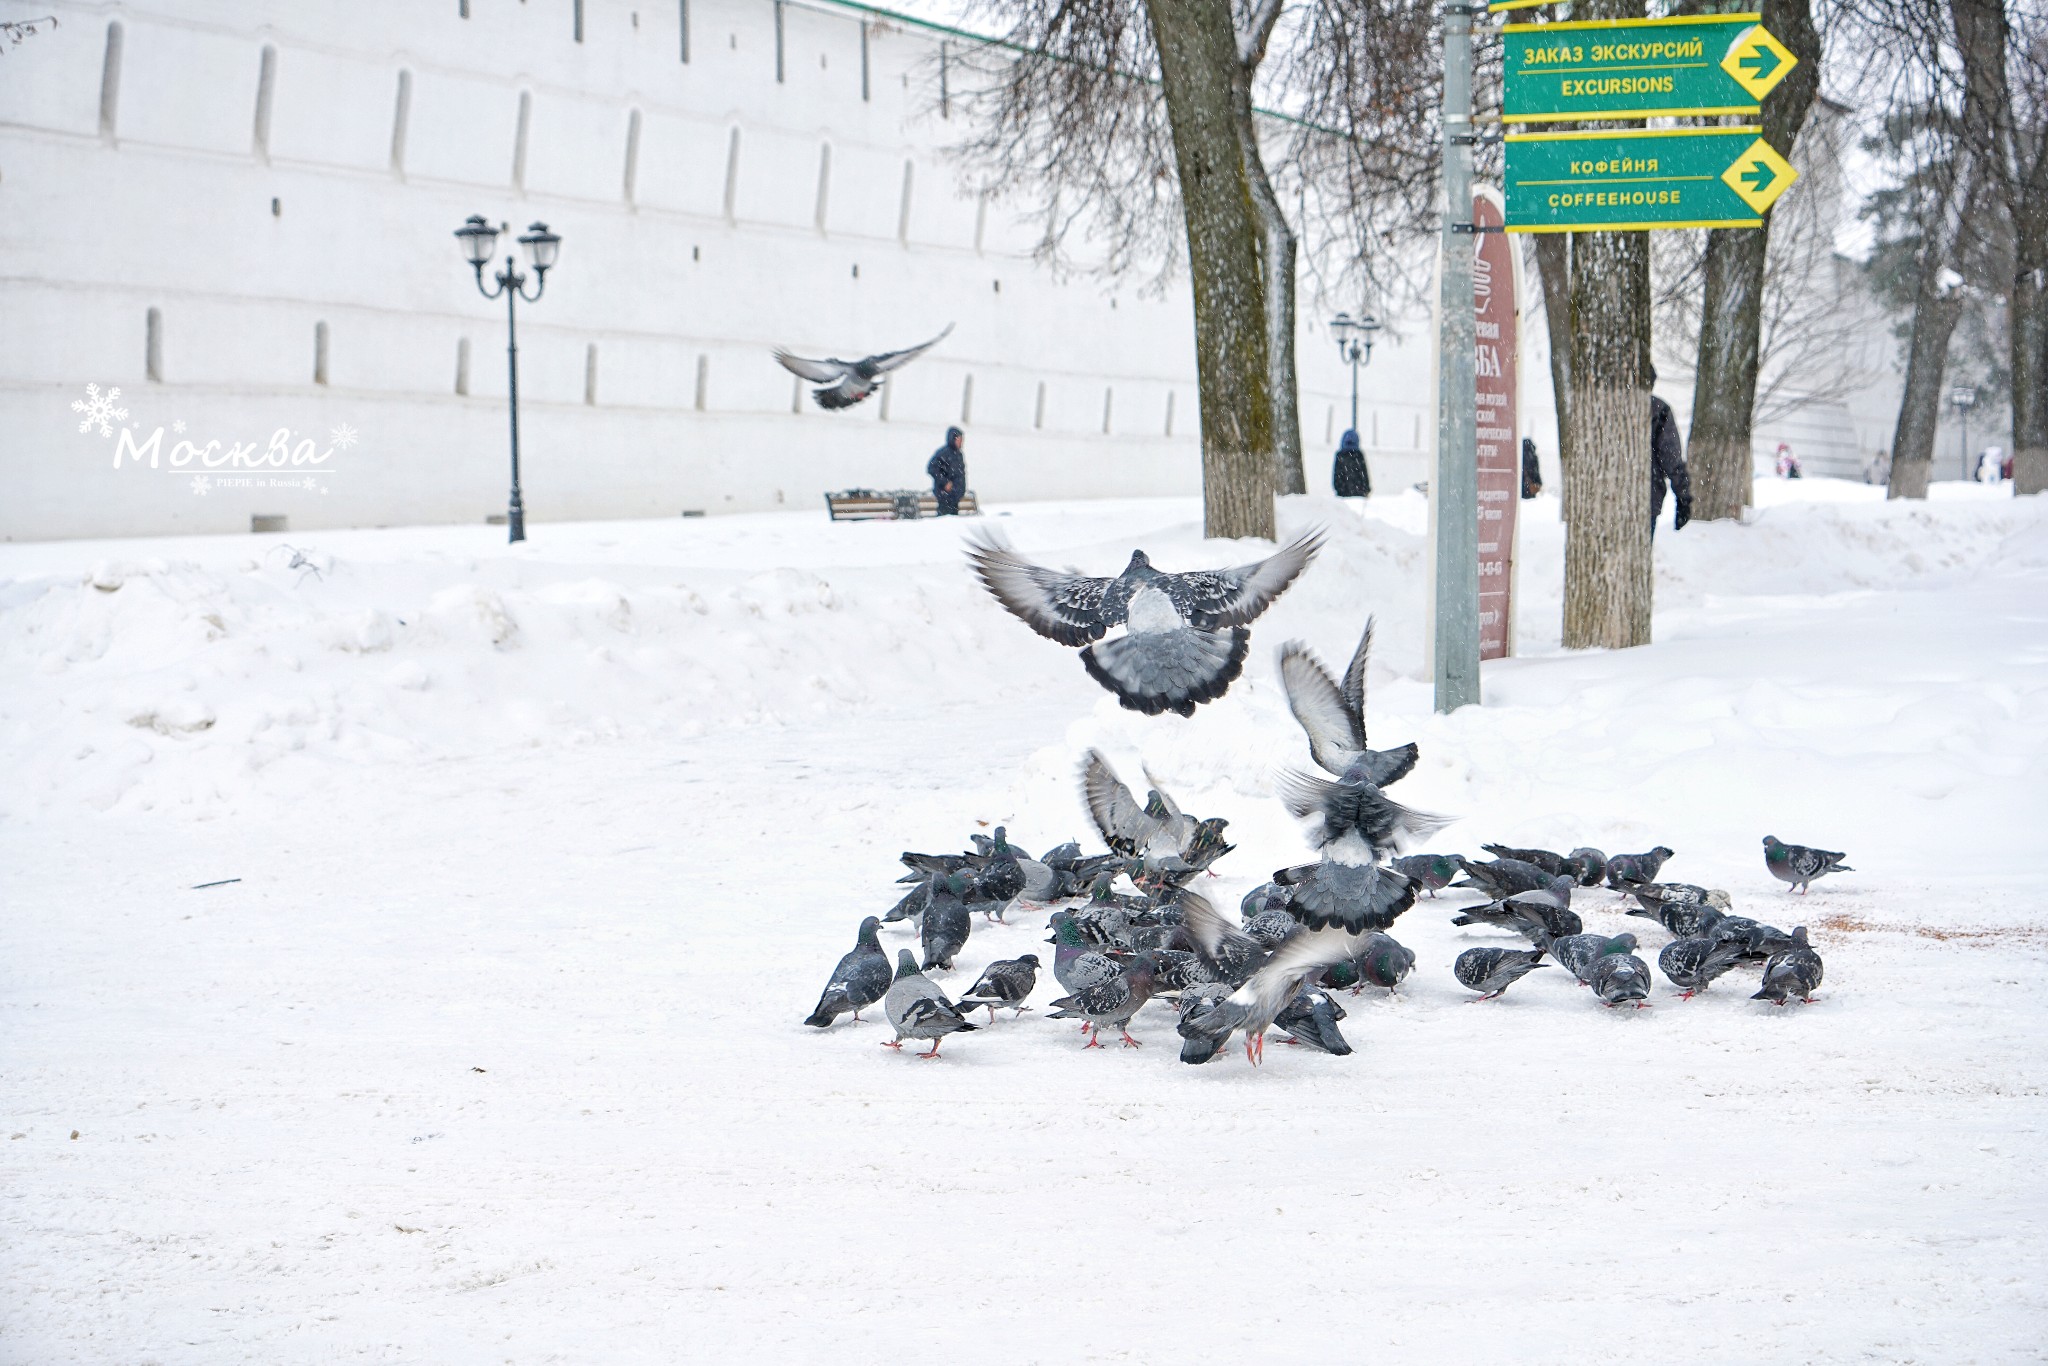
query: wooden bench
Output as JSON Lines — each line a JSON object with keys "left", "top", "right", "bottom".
{"left": 824, "top": 488, "right": 980, "bottom": 521}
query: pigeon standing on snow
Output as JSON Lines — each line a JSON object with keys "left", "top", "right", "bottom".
{"left": 1479, "top": 844, "right": 1579, "bottom": 878}
{"left": 1321, "top": 932, "right": 1415, "bottom": 994}
{"left": 1391, "top": 853, "right": 1462, "bottom": 898}
{"left": 1712, "top": 916, "right": 1798, "bottom": 960}
{"left": 1048, "top": 953, "right": 1162, "bottom": 1048}
{"left": 920, "top": 876, "right": 973, "bottom": 972}
{"left": 1273, "top": 987, "right": 1353, "bottom": 1054}
{"left": 1567, "top": 848, "right": 1609, "bottom": 886}
{"left": 1046, "top": 912, "right": 1121, "bottom": 994}
{"left": 1456, "top": 856, "right": 1567, "bottom": 901}
{"left": 1658, "top": 937, "right": 1748, "bottom": 1000}
{"left": 1176, "top": 922, "right": 1371, "bottom": 1065}
{"left": 1549, "top": 932, "right": 1641, "bottom": 986}
{"left": 1276, "top": 619, "right": 1422, "bottom": 788}
{"left": 966, "top": 530, "right": 1323, "bottom": 716}
{"left": 804, "top": 917, "right": 893, "bottom": 1027}
{"left": 957, "top": 954, "right": 1041, "bottom": 1021}
{"left": 1604, "top": 847, "right": 1675, "bottom": 890}
{"left": 1587, "top": 949, "right": 1654, "bottom": 1008}
{"left": 1763, "top": 836, "right": 1853, "bottom": 894}
{"left": 771, "top": 324, "right": 953, "bottom": 411}
{"left": 883, "top": 950, "right": 978, "bottom": 1057}
{"left": 1752, "top": 926, "right": 1825, "bottom": 1004}
{"left": 1453, "top": 946, "right": 1550, "bottom": 1001}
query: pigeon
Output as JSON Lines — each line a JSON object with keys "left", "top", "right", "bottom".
{"left": 1752, "top": 926, "right": 1824, "bottom": 1004}
{"left": 1763, "top": 836, "right": 1852, "bottom": 894}
{"left": 1455, "top": 856, "right": 1565, "bottom": 901}
{"left": 1046, "top": 911, "right": 1123, "bottom": 994}
{"left": 1604, "top": 846, "right": 1674, "bottom": 890}
{"left": 1587, "top": 949, "right": 1654, "bottom": 1008}
{"left": 1176, "top": 926, "right": 1370, "bottom": 1065}
{"left": 1453, "top": 946, "right": 1550, "bottom": 1000}
{"left": 1321, "top": 932, "right": 1415, "bottom": 994}
{"left": 920, "top": 879, "right": 973, "bottom": 972}
{"left": 957, "top": 954, "right": 1041, "bottom": 1021}
{"left": 1273, "top": 987, "right": 1354, "bottom": 1055}
{"left": 1647, "top": 902, "right": 1725, "bottom": 941}
{"left": 1272, "top": 859, "right": 1420, "bottom": 933}
{"left": 1711, "top": 916, "right": 1798, "bottom": 960}
{"left": 1149, "top": 946, "right": 1224, "bottom": 994}
{"left": 1627, "top": 882, "right": 1732, "bottom": 919}
{"left": 883, "top": 950, "right": 978, "bottom": 1057}
{"left": 966, "top": 530, "right": 1323, "bottom": 716}
{"left": 1276, "top": 773, "right": 1450, "bottom": 863}
{"left": 1567, "top": 848, "right": 1609, "bottom": 886}
{"left": 803, "top": 916, "right": 893, "bottom": 1028}
{"left": 1479, "top": 844, "right": 1577, "bottom": 878}
{"left": 1549, "top": 932, "right": 1640, "bottom": 986}
{"left": 1657, "top": 936, "right": 1748, "bottom": 1000}
{"left": 1276, "top": 620, "right": 1421, "bottom": 788}
{"left": 772, "top": 323, "right": 953, "bottom": 411}
{"left": 1041, "top": 843, "right": 1121, "bottom": 900}
{"left": 1391, "top": 853, "right": 1462, "bottom": 898}
{"left": 1243, "top": 904, "right": 1301, "bottom": 949}
{"left": 1169, "top": 891, "right": 1269, "bottom": 987}
{"left": 1048, "top": 952, "right": 1162, "bottom": 1048}
{"left": 1452, "top": 885, "right": 1580, "bottom": 942}
{"left": 881, "top": 875, "right": 934, "bottom": 925}
{"left": 1079, "top": 751, "right": 1233, "bottom": 881}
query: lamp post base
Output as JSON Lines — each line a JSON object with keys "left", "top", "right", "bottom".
{"left": 507, "top": 496, "right": 526, "bottom": 544}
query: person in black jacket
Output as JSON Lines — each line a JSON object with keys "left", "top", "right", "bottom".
{"left": 1521, "top": 437, "right": 1542, "bottom": 498}
{"left": 1332, "top": 428, "right": 1371, "bottom": 497}
{"left": 1649, "top": 374, "right": 1692, "bottom": 534}
{"left": 927, "top": 426, "right": 966, "bottom": 515}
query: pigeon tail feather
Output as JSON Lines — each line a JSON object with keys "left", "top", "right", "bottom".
{"left": 1080, "top": 627, "right": 1249, "bottom": 717}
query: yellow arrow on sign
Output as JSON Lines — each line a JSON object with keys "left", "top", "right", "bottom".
{"left": 1720, "top": 137, "right": 1799, "bottom": 214}
{"left": 1720, "top": 24, "right": 1797, "bottom": 100}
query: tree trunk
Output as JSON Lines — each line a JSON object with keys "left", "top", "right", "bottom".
{"left": 2014, "top": 238, "right": 2048, "bottom": 495}
{"left": 1563, "top": 224, "right": 1654, "bottom": 648}
{"left": 1147, "top": 0, "right": 1276, "bottom": 540}
{"left": 1245, "top": 150, "right": 1305, "bottom": 495}
{"left": 1684, "top": 0, "right": 1821, "bottom": 522}
{"left": 1889, "top": 155, "right": 1977, "bottom": 500}
{"left": 1530, "top": 233, "right": 1574, "bottom": 511}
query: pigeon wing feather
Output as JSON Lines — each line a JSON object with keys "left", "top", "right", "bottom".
{"left": 1163, "top": 531, "right": 1324, "bottom": 628}
{"left": 966, "top": 533, "right": 1117, "bottom": 645}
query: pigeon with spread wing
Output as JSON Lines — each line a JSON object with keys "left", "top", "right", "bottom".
{"left": 771, "top": 324, "right": 953, "bottom": 411}
{"left": 966, "top": 530, "right": 1323, "bottom": 716}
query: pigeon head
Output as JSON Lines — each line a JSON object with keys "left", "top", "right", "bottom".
{"left": 1790, "top": 925, "right": 1808, "bottom": 947}
{"left": 1762, "top": 835, "right": 1782, "bottom": 848}
{"left": 992, "top": 826, "right": 1010, "bottom": 851}
{"left": 857, "top": 916, "right": 882, "bottom": 945}
{"left": 894, "top": 949, "right": 921, "bottom": 979}
{"left": 1047, "top": 916, "right": 1087, "bottom": 948}
{"left": 1015, "top": 953, "right": 1042, "bottom": 968}
{"left": 1601, "top": 934, "right": 1638, "bottom": 956}
{"left": 1121, "top": 549, "right": 1156, "bottom": 578}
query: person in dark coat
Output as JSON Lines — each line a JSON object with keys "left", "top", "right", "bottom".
{"left": 1521, "top": 437, "right": 1543, "bottom": 498}
{"left": 927, "top": 426, "right": 966, "bottom": 515}
{"left": 1649, "top": 378, "right": 1692, "bottom": 534}
{"left": 1332, "top": 428, "right": 1371, "bottom": 497}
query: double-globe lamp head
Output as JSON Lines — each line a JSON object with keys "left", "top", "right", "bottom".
{"left": 454, "top": 214, "right": 561, "bottom": 276}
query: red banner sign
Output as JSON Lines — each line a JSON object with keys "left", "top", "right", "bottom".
{"left": 1472, "top": 191, "right": 1519, "bottom": 660}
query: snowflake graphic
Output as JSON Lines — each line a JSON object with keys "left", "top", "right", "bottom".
{"left": 172, "top": 418, "right": 187, "bottom": 434}
{"left": 71, "top": 383, "right": 129, "bottom": 438}
{"left": 302, "top": 475, "right": 320, "bottom": 489}
{"left": 190, "top": 474, "right": 211, "bottom": 496}
{"left": 329, "top": 423, "right": 359, "bottom": 450}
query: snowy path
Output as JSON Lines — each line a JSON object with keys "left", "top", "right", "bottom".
{"left": 3, "top": 484, "right": 2045, "bottom": 1362}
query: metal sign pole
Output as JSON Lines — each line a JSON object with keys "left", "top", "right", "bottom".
{"left": 1435, "top": 2, "right": 1481, "bottom": 713}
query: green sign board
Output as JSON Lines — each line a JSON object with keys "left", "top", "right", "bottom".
{"left": 1504, "top": 126, "right": 1798, "bottom": 233}
{"left": 1503, "top": 13, "right": 1797, "bottom": 123}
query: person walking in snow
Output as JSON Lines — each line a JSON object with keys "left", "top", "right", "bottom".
{"left": 1332, "top": 428, "right": 1371, "bottom": 498}
{"left": 1775, "top": 442, "right": 1802, "bottom": 478}
{"left": 927, "top": 426, "right": 966, "bottom": 516}
{"left": 1521, "top": 437, "right": 1543, "bottom": 498}
{"left": 1650, "top": 373, "right": 1693, "bottom": 535}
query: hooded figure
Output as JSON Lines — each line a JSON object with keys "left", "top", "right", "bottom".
{"left": 928, "top": 426, "right": 966, "bottom": 515}
{"left": 1649, "top": 369, "right": 1692, "bottom": 533}
{"left": 1332, "top": 429, "right": 1371, "bottom": 498}
{"left": 1521, "top": 436, "right": 1542, "bottom": 498}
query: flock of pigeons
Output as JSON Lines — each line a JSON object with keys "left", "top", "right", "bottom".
{"left": 804, "top": 533, "right": 1853, "bottom": 1065}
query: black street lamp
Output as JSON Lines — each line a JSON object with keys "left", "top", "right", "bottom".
{"left": 1949, "top": 385, "right": 1977, "bottom": 481}
{"left": 1329, "top": 312, "right": 1380, "bottom": 437}
{"left": 456, "top": 214, "right": 562, "bottom": 543}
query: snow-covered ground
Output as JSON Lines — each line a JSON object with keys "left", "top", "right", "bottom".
{"left": 3, "top": 478, "right": 2044, "bottom": 1362}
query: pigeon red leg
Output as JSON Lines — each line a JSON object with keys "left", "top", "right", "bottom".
{"left": 1118, "top": 1028, "right": 1142, "bottom": 1048}
{"left": 919, "top": 1040, "right": 944, "bottom": 1059}
{"left": 880, "top": 1040, "right": 903, "bottom": 1049}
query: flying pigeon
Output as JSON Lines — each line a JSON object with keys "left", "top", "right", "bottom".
{"left": 1752, "top": 926, "right": 1824, "bottom": 1004}
{"left": 1176, "top": 925, "right": 1371, "bottom": 1064}
{"left": 1276, "top": 773, "right": 1450, "bottom": 864}
{"left": 1321, "top": 931, "right": 1415, "bottom": 994}
{"left": 1169, "top": 891, "right": 1270, "bottom": 987}
{"left": 1079, "top": 750, "right": 1233, "bottom": 880}
{"left": 1276, "top": 619, "right": 1421, "bottom": 788}
{"left": 1272, "top": 987, "right": 1354, "bottom": 1055}
{"left": 771, "top": 323, "right": 953, "bottom": 411}
{"left": 1549, "top": 932, "right": 1640, "bottom": 986}
{"left": 920, "top": 878, "right": 973, "bottom": 972}
{"left": 1391, "top": 853, "right": 1462, "bottom": 898}
{"left": 1048, "top": 952, "right": 1162, "bottom": 1048}
{"left": 1453, "top": 946, "right": 1550, "bottom": 1001}
{"left": 1604, "top": 847, "right": 1674, "bottom": 890}
{"left": 1271, "top": 859, "right": 1421, "bottom": 933}
{"left": 1763, "top": 836, "right": 1852, "bottom": 894}
{"left": 1587, "top": 949, "right": 1654, "bottom": 1008}
{"left": 966, "top": 529, "right": 1323, "bottom": 716}
{"left": 883, "top": 949, "right": 978, "bottom": 1057}
{"left": 803, "top": 916, "right": 893, "bottom": 1028}
{"left": 1657, "top": 936, "right": 1748, "bottom": 1000}
{"left": 959, "top": 955, "right": 1041, "bottom": 1021}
